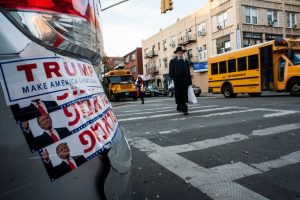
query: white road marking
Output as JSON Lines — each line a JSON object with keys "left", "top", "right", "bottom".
{"left": 118, "top": 106, "right": 240, "bottom": 122}
{"left": 130, "top": 138, "right": 269, "bottom": 200}
{"left": 251, "top": 122, "right": 300, "bottom": 136}
{"left": 121, "top": 104, "right": 214, "bottom": 113}
{"left": 172, "top": 108, "right": 299, "bottom": 121}
{"left": 130, "top": 122, "right": 300, "bottom": 199}
{"left": 162, "top": 122, "right": 300, "bottom": 154}
{"left": 210, "top": 162, "right": 261, "bottom": 181}
{"left": 164, "top": 134, "right": 249, "bottom": 154}
{"left": 116, "top": 105, "right": 217, "bottom": 117}
{"left": 252, "top": 150, "right": 300, "bottom": 172}
{"left": 262, "top": 109, "right": 299, "bottom": 117}
{"left": 158, "top": 129, "right": 180, "bottom": 134}
{"left": 209, "top": 149, "right": 300, "bottom": 181}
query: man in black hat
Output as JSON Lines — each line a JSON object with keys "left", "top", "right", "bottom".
{"left": 169, "top": 47, "right": 192, "bottom": 115}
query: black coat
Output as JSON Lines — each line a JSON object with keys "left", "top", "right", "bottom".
{"left": 169, "top": 58, "right": 192, "bottom": 104}
{"left": 10, "top": 100, "right": 59, "bottom": 122}
{"left": 45, "top": 155, "right": 87, "bottom": 180}
{"left": 24, "top": 127, "right": 72, "bottom": 152}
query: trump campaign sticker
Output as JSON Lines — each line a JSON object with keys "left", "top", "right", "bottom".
{"left": 0, "top": 56, "right": 119, "bottom": 181}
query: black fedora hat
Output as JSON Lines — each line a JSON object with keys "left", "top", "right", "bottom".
{"left": 174, "top": 46, "right": 186, "bottom": 54}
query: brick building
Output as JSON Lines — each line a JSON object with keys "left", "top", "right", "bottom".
{"left": 123, "top": 48, "right": 144, "bottom": 80}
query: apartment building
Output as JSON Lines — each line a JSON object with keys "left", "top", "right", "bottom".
{"left": 123, "top": 48, "right": 144, "bottom": 80}
{"left": 142, "top": 0, "right": 300, "bottom": 92}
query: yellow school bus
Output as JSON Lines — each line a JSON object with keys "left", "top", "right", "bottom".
{"left": 208, "top": 38, "right": 300, "bottom": 98}
{"left": 103, "top": 69, "right": 137, "bottom": 101}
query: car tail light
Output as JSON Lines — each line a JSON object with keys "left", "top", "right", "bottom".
{"left": 0, "top": 0, "right": 103, "bottom": 65}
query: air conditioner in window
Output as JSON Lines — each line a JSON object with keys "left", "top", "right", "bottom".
{"left": 198, "top": 31, "right": 206, "bottom": 36}
{"left": 292, "top": 24, "right": 297, "bottom": 28}
{"left": 217, "top": 42, "right": 223, "bottom": 48}
{"left": 268, "top": 21, "right": 274, "bottom": 26}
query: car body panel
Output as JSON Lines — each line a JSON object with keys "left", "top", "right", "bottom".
{"left": 0, "top": 5, "right": 132, "bottom": 200}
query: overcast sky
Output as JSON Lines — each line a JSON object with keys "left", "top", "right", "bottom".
{"left": 101, "top": 0, "right": 207, "bottom": 57}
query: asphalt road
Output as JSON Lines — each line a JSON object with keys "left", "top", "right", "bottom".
{"left": 112, "top": 94, "right": 300, "bottom": 200}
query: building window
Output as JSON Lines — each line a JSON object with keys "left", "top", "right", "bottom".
{"left": 267, "top": 10, "right": 278, "bottom": 27}
{"left": 243, "top": 32, "right": 262, "bottom": 47}
{"left": 187, "top": 49, "right": 193, "bottom": 60}
{"left": 132, "top": 54, "right": 136, "bottom": 60}
{"left": 217, "top": 12, "right": 228, "bottom": 28}
{"left": 131, "top": 66, "right": 137, "bottom": 73}
{"left": 152, "top": 45, "right": 156, "bottom": 51}
{"left": 224, "top": 41, "right": 231, "bottom": 52}
{"left": 245, "top": 7, "right": 257, "bottom": 24}
{"left": 187, "top": 29, "right": 193, "bottom": 40}
{"left": 163, "top": 58, "right": 168, "bottom": 68}
{"left": 163, "top": 39, "right": 167, "bottom": 51}
{"left": 287, "top": 12, "right": 297, "bottom": 28}
{"left": 198, "top": 22, "right": 206, "bottom": 36}
{"left": 198, "top": 45, "right": 207, "bottom": 60}
{"left": 171, "top": 35, "right": 176, "bottom": 47}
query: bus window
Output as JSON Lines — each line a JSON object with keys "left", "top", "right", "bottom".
{"left": 228, "top": 59, "right": 237, "bottom": 73}
{"left": 211, "top": 63, "right": 219, "bottom": 75}
{"left": 219, "top": 61, "right": 227, "bottom": 74}
{"left": 278, "top": 57, "right": 286, "bottom": 82}
{"left": 109, "top": 76, "right": 134, "bottom": 83}
{"left": 248, "top": 54, "right": 259, "bottom": 70}
{"left": 290, "top": 52, "right": 300, "bottom": 65}
{"left": 238, "top": 57, "right": 247, "bottom": 71}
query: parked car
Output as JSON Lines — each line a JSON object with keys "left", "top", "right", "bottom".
{"left": 145, "top": 85, "right": 166, "bottom": 97}
{"left": 0, "top": 2, "right": 131, "bottom": 200}
{"left": 168, "top": 83, "right": 201, "bottom": 97}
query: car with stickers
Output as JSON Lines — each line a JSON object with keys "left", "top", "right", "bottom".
{"left": 0, "top": 1, "right": 131, "bottom": 200}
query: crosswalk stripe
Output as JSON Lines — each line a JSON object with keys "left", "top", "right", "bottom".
{"left": 252, "top": 150, "right": 300, "bottom": 172}
{"left": 163, "top": 134, "right": 248, "bottom": 154}
{"left": 116, "top": 105, "right": 217, "bottom": 117}
{"left": 118, "top": 106, "right": 240, "bottom": 122}
{"left": 250, "top": 122, "right": 300, "bottom": 136}
{"left": 210, "top": 162, "right": 261, "bottom": 181}
{"left": 161, "top": 123, "right": 300, "bottom": 154}
{"left": 121, "top": 104, "right": 211, "bottom": 113}
{"left": 209, "top": 150, "right": 300, "bottom": 181}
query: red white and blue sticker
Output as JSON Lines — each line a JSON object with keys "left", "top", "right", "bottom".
{"left": 0, "top": 56, "right": 119, "bottom": 181}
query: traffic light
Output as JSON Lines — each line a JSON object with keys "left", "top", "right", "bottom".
{"left": 166, "top": 0, "right": 173, "bottom": 12}
{"left": 161, "top": 0, "right": 166, "bottom": 13}
{"left": 161, "top": 0, "right": 173, "bottom": 14}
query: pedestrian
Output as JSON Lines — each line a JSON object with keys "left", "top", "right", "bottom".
{"left": 169, "top": 47, "right": 192, "bottom": 115}
{"left": 136, "top": 76, "right": 145, "bottom": 104}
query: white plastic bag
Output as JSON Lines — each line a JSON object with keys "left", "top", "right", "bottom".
{"left": 188, "top": 85, "right": 197, "bottom": 104}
